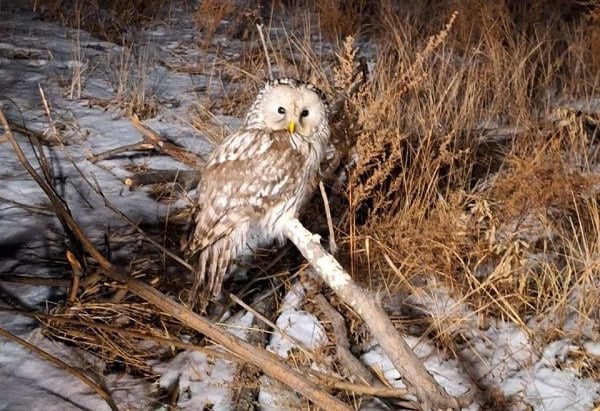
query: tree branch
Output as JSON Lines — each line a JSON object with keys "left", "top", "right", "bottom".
{"left": 88, "top": 114, "right": 205, "bottom": 168}
{"left": 282, "top": 217, "right": 465, "bottom": 411}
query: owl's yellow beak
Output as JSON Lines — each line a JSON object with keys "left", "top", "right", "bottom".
{"left": 288, "top": 120, "right": 296, "bottom": 134}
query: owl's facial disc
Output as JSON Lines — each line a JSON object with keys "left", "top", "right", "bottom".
{"left": 262, "top": 85, "right": 325, "bottom": 137}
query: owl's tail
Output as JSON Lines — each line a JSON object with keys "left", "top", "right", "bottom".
{"left": 189, "top": 237, "right": 232, "bottom": 303}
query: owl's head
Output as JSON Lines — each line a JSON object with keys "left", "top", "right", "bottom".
{"left": 245, "top": 78, "right": 329, "bottom": 138}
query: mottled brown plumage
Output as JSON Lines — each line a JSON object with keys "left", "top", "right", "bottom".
{"left": 184, "top": 79, "right": 330, "bottom": 301}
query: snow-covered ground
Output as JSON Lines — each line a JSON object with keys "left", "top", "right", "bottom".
{"left": 0, "top": 4, "right": 598, "bottom": 411}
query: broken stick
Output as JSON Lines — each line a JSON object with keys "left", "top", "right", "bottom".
{"left": 88, "top": 114, "right": 205, "bottom": 168}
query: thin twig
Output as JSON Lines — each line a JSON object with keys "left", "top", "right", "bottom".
{"left": 88, "top": 114, "right": 204, "bottom": 168}
{"left": 319, "top": 181, "right": 337, "bottom": 255}
{"left": 0, "top": 326, "right": 118, "bottom": 411}
{"left": 35, "top": 86, "right": 55, "bottom": 182}
{"left": 88, "top": 142, "right": 156, "bottom": 162}
{"left": 256, "top": 24, "right": 273, "bottom": 81}
{"left": 128, "top": 169, "right": 200, "bottom": 191}
{"left": 308, "top": 367, "right": 411, "bottom": 399}
{"left": 228, "top": 293, "right": 314, "bottom": 358}
{"left": 66, "top": 250, "right": 82, "bottom": 303}
{"left": 130, "top": 114, "right": 205, "bottom": 167}
{"left": 39, "top": 85, "right": 60, "bottom": 140}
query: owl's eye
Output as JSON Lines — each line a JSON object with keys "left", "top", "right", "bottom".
{"left": 300, "top": 109, "right": 309, "bottom": 118}
{"left": 277, "top": 106, "right": 286, "bottom": 114}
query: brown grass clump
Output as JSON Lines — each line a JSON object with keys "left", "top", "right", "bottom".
{"left": 43, "top": 302, "right": 181, "bottom": 375}
{"left": 314, "top": 0, "right": 371, "bottom": 44}
{"left": 194, "top": 0, "right": 236, "bottom": 48}
{"left": 343, "top": 1, "right": 600, "bottom": 355}
{"left": 31, "top": 0, "right": 181, "bottom": 43}
{"left": 100, "top": 41, "right": 160, "bottom": 119}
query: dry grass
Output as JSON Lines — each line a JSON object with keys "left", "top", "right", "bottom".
{"left": 30, "top": 0, "right": 181, "bottom": 43}
{"left": 44, "top": 302, "right": 180, "bottom": 375}
{"left": 113, "top": 45, "right": 159, "bottom": 119}
{"left": 194, "top": 0, "right": 235, "bottom": 48}
{"left": 341, "top": 1, "right": 600, "bottom": 368}
{"left": 314, "top": 0, "right": 371, "bottom": 44}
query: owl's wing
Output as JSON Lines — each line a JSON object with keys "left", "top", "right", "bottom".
{"left": 189, "top": 128, "right": 304, "bottom": 253}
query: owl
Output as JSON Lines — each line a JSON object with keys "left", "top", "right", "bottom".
{"left": 185, "top": 78, "right": 330, "bottom": 302}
